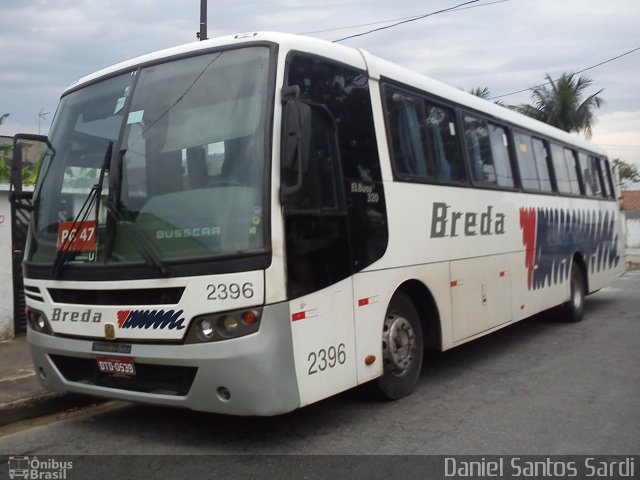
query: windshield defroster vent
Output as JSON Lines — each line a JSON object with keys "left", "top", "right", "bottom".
{"left": 48, "top": 287, "right": 185, "bottom": 306}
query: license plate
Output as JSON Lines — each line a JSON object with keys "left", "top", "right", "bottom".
{"left": 96, "top": 355, "right": 136, "bottom": 376}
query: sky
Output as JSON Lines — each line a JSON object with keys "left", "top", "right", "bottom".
{"left": 1, "top": 0, "right": 639, "bottom": 173}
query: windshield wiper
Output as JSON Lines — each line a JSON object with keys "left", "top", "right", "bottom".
{"left": 103, "top": 195, "right": 170, "bottom": 277}
{"left": 103, "top": 147, "right": 171, "bottom": 277}
{"left": 51, "top": 141, "right": 113, "bottom": 279}
{"left": 52, "top": 143, "right": 171, "bottom": 278}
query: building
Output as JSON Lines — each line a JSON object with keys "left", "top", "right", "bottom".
{"left": 622, "top": 190, "right": 640, "bottom": 249}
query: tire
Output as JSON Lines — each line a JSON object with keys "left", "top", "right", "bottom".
{"left": 374, "top": 291, "right": 424, "bottom": 400}
{"left": 563, "top": 262, "right": 586, "bottom": 322}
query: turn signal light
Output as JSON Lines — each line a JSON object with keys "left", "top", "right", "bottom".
{"left": 185, "top": 308, "right": 262, "bottom": 344}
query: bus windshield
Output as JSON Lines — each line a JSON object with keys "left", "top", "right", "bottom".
{"left": 27, "top": 46, "right": 271, "bottom": 269}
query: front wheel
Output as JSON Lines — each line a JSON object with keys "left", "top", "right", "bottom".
{"left": 374, "top": 292, "right": 423, "bottom": 400}
{"left": 563, "top": 262, "right": 586, "bottom": 322}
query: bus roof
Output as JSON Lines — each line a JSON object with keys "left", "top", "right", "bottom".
{"left": 65, "top": 31, "right": 607, "bottom": 157}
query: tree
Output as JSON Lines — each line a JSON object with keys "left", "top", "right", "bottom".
{"left": 613, "top": 158, "right": 640, "bottom": 185}
{"left": 469, "top": 86, "right": 491, "bottom": 100}
{"left": 468, "top": 87, "right": 505, "bottom": 106}
{"left": 513, "top": 73, "right": 603, "bottom": 139}
{"left": 0, "top": 112, "right": 41, "bottom": 185}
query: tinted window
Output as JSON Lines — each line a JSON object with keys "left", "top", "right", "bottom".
{"left": 563, "top": 148, "right": 580, "bottom": 194}
{"left": 464, "top": 115, "right": 514, "bottom": 187}
{"left": 515, "top": 133, "right": 552, "bottom": 192}
{"left": 550, "top": 143, "right": 570, "bottom": 193}
{"left": 514, "top": 132, "right": 538, "bottom": 190}
{"left": 579, "top": 153, "right": 602, "bottom": 197}
{"left": 531, "top": 138, "right": 552, "bottom": 192}
{"left": 384, "top": 87, "right": 464, "bottom": 182}
{"left": 599, "top": 158, "right": 614, "bottom": 198}
{"left": 285, "top": 53, "right": 388, "bottom": 296}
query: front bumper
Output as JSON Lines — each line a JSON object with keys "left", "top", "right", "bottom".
{"left": 28, "top": 302, "right": 301, "bottom": 416}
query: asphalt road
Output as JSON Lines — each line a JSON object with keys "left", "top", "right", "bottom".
{"left": 0, "top": 271, "right": 638, "bottom": 475}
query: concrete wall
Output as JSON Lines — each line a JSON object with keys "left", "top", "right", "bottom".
{"left": 0, "top": 186, "right": 14, "bottom": 341}
{"left": 626, "top": 212, "right": 640, "bottom": 248}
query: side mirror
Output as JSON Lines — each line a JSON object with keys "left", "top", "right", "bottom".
{"left": 11, "top": 133, "right": 53, "bottom": 210}
{"left": 281, "top": 93, "right": 311, "bottom": 197}
{"left": 11, "top": 142, "right": 23, "bottom": 198}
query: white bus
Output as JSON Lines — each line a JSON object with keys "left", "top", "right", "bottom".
{"left": 15, "top": 32, "right": 624, "bottom": 415}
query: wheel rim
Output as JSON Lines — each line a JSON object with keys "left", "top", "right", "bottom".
{"left": 382, "top": 313, "right": 416, "bottom": 376}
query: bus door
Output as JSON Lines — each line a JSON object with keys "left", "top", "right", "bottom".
{"left": 282, "top": 52, "right": 389, "bottom": 403}
{"left": 281, "top": 97, "right": 357, "bottom": 406}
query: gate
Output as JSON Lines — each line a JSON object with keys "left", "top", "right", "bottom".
{"left": 10, "top": 191, "right": 32, "bottom": 335}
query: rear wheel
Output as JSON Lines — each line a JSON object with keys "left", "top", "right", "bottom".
{"left": 374, "top": 292, "right": 423, "bottom": 400}
{"left": 563, "top": 262, "right": 586, "bottom": 322}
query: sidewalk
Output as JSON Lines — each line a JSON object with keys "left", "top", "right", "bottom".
{"left": 627, "top": 248, "right": 640, "bottom": 270}
{"left": 0, "top": 336, "right": 99, "bottom": 427}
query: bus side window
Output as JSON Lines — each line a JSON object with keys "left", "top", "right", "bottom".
{"left": 384, "top": 87, "right": 463, "bottom": 183}
{"left": 514, "top": 132, "right": 539, "bottom": 190}
{"left": 579, "top": 152, "right": 602, "bottom": 197}
{"left": 599, "top": 157, "right": 614, "bottom": 198}
{"left": 463, "top": 115, "right": 514, "bottom": 188}
{"left": 385, "top": 90, "right": 430, "bottom": 178}
{"left": 423, "top": 101, "right": 464, "bottom": 182}
{"left": 564, "top": 148, "right": 581, "bottom": 195}
{"left": 531, "top": 137, "right": 552, "bottom": 191}
{"left": 550, "top": 143, "right": 570, "bottom": 194}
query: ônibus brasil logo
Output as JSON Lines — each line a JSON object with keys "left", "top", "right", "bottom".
{"left": 117, "top": 309, "right": 186, "bottom": 330}
{"left": 8, "top": 456, "right": 73, "bottom": 479}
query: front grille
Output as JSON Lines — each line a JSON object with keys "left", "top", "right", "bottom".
{"left": 48, "top": 287, "right": 185, "bottom": 305}
{"left": 50, "top": 354, "right": 197, "bottom": 396}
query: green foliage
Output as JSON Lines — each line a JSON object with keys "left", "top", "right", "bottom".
{"left": 0, "top": 140, "right": 41, "bottom": 186}
{"left": 0, "top": 113, "right": 11, "bottom": 183}
{"left": 469, "top": 86, "right": 491, "bottom": 100}
{"left": 468, "top": 87, "right": 505, "bottom": 106}
{"left": 0, "top": 142, "right": 11, "bottom": 184}
{"left": 512, "top": 73, "right": 603, "bottom": 139}
{"left": 613, "top": 158, "right": 640, "bottom": 183}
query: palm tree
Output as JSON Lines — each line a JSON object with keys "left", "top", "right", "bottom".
{"left": 513, "top": 73, "right": 603, "bottom": 139}
{"left": 468, "top": 87, "right": 505, "bottom": 106}
{"left": 469, "top": 87, "right": 492, "bottom": 100}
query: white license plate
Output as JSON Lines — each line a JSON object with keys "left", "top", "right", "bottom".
{"left": 96, "top": 355, "right": 136, "bottom": 376}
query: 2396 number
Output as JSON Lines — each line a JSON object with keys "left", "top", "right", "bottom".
{"left": 307, "top": 343, "right": 346, "bottom": 375}
{"left": 207, "top": 282, "right": 254, "bottom": 301}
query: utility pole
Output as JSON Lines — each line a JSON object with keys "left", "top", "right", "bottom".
{"left": 38, "top": 109, "right": 49, "bottom": 135}
{"left": 197, "top": 0, "right": 208, "bottom": 41}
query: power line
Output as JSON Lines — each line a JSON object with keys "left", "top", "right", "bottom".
{"left": 490, "top": 46, "right": 640, "bottom": 100}
{"left": 332, "top": 0, "right": 483, "bottom": 43}
{"left": 299, "top": 0, "right": 509, "bottom": 36}
{"left": 600, "top": 144, "right": 640, "bottom": 149}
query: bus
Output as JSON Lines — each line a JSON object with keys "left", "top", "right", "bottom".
{"left": 13, "top": 32, "right": 624, "bottom": 416}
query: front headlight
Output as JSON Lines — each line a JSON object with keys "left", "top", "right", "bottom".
{"left": 184, "top": 308, "right": 262, "bottom": 343}
{"left": 27, "top": 308, "right": 54, "bottom": 335}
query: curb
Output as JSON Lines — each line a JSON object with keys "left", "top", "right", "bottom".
{"left": 0, "top": 392, "right": 102, "bottom": 427}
